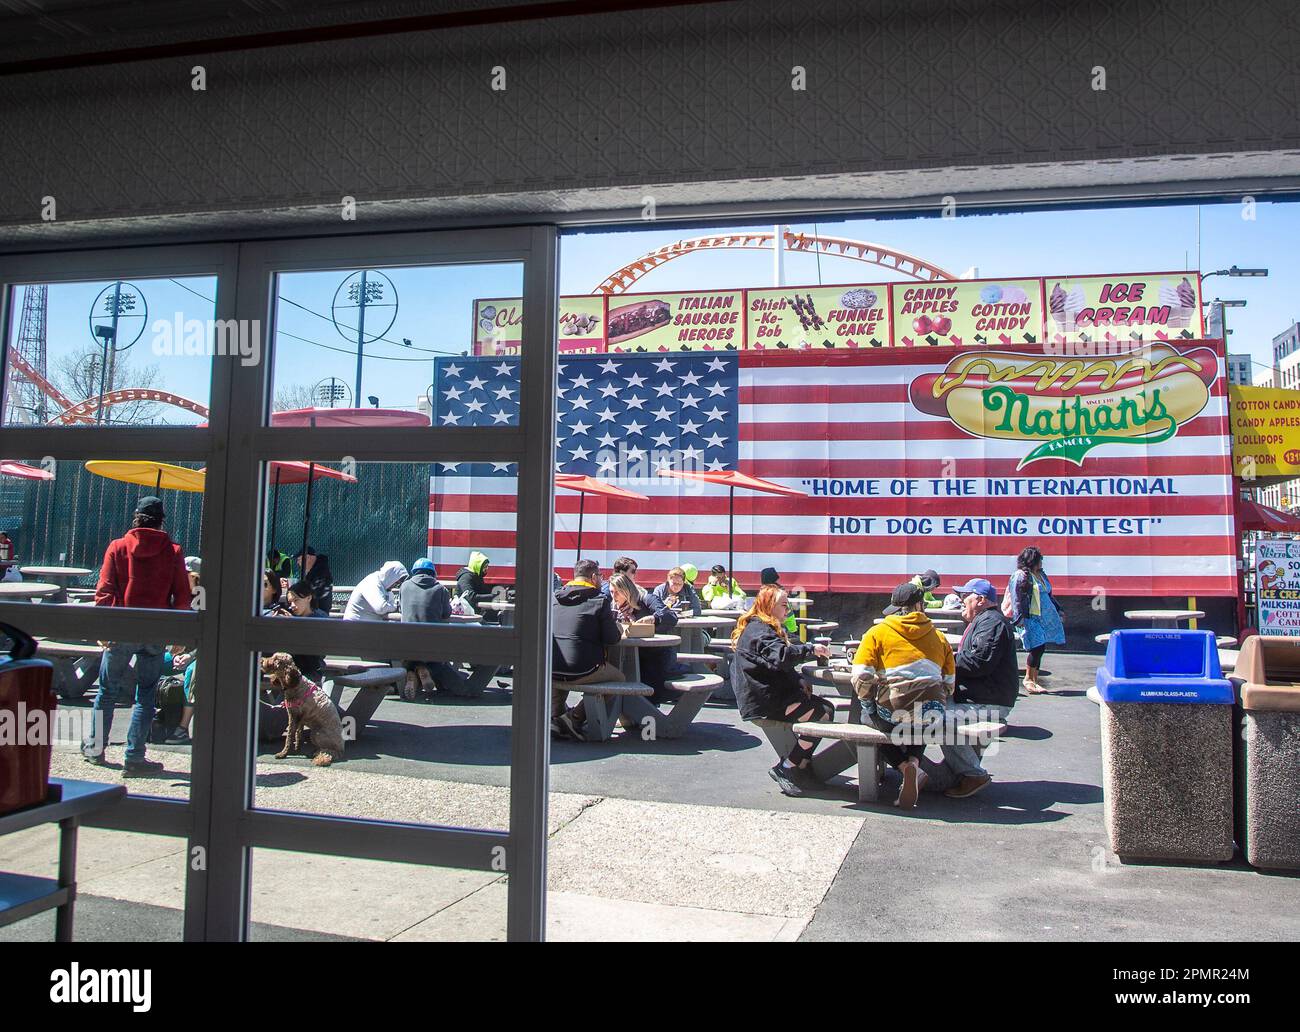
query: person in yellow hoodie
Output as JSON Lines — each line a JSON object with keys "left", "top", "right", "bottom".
{"left": 851, "top": 582, "right": 955, "bottom": 808}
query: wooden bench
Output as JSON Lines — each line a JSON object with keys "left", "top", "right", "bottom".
{"left": 791, "top": 719, "right": 1007, "bottom": 803}
{"left": 553, "top": 679, "right": 652, "bottom": 742}
{"left": 36, "top": 641, "right": 103, "bottom": 700}
{"left": 337, "top": 666, "right": 407, "bottom": 737}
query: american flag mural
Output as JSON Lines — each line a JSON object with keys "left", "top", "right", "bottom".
{"left": 429, "top": 341, "right": 1236, "bottom": 596}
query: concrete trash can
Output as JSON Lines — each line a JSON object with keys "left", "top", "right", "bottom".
{"left": 1233, "top": 635, "right": 1300, "bottom": 871}
{"left": 1096, "top": 630, "right": 1235, "bottom": 863}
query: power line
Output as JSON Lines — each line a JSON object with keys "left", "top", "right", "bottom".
{"left": 276, "top": 294, "right": 462, "bottom": 356}
{"left": 275, "top": 328, "right": 439, "bottom": 363}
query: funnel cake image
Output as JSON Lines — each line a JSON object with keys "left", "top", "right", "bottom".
{"left": 1158, "top": 276, "right": 1198, "bottom": 328}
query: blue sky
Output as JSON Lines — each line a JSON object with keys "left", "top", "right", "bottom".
{"left": 11, "top": 197, "right": 1296, "bottom": 423}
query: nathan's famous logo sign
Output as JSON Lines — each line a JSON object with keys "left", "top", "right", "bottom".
{"left": 909, "top": 344, "right": 1217, "bottom": 468}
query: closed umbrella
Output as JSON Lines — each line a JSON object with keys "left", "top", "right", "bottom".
{"left": 656, "top": 467, "right": 807, "bottom": 593}
{"left": 556, "top": 474, "right": 649, "bottom": 560}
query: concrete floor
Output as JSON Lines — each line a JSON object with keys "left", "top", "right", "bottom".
{"left": 4, "top": 653, "right": 1298, "bottom": 941}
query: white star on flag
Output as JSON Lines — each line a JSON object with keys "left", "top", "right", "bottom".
{"left": 597, "top": 431, "right": 618, "bottom": 447}
{"left": 596, "top": 406, "right": 617, "bottom": 422}
{"left": 570, "top": 374, "right": 592, "bottom": 389}
{"left": 569, "top": 395, "right": 591, "bottom": 410}
{"left": 493, "top": 362, "right": 513, "bottom": 376}
{"left": 491, "top": 410, "right": 511, "bottom": 424}
{"left": 627, "top": 446, "right": 646, "bottom": 462}
{"left": 706, "top": 357, "right": 727, "bottom": 372}
{"left": 703, "top": 406, "right": 726, "bottom": 422}
{"left": 440, "top": 462, "right": 461, "bottom": 472}
{"left": 570, "top": 420, "right": 591, "bottom": 435}
{"left": 599, "top": 359, "right": 621, "bottom": 374}
{"left": 443, "top": 386, "right": 463, "bottom": 400}
{"left": 466, "top": 376, "right": 487, "bottom": 391}
{"left": 569, "top": 446, "right": 591, "bottom": 461}
{"left": 597, "top": 455, "right": 617, "bottom": 473}
{"left": 706, "top": 458, "right": 727, "bottom": 471}
{"left": 706, "top": 382, "right": 728, "bottom": 396}
{"left": 651, "top": 432, "right": 673, "bottom": 447}
{"left": 680, "top": 370, "right": 702, "bottom": 386}
{"left": 624, "top": 372, "right": 647, "bottom": 387}
{"left": 680, "top": 419, "right": 701, "bottom": 435}
{"left": 624, "top": 395, "right": 646, "bottom": 409}
{"left": 493, "top": 385, "right": 515, "bottom": 401}
{"left": 441, "top": 412, "right": 460, "bottom": 425}
{"left": 680, "top": 393, "right": 701, "bottom": 409}
{"left": 651, "top": 406, "right": 673, "bottom": 421}
{"left": 443, "top": 364, "right": 463, "bottom": 378}
{"left": 465, "top": 398, "right": 485, "bottom": 413}
{"left": 491, "top": 462, "right": 514, "bottom": 472}
{"left": 599, "top": 383, "right": 620, "bottom": 398}
{"left": 624, "top": 420, "right": 646, "bottom": 435}
{"left": 654, "top": 382, "right": 674, "bottom": 397}
{"left": 704, "top": 432, "right": 728, "bottom": 448}
{"left": 681, "top": 446, "right": 702, "bottom": 463}
{"left": 653, "top": 358, "right": 676, "bottom": 372}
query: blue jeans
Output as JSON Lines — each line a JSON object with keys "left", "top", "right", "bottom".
{"left": 940, "top": 702, "right": 1012, "bottom": 778}
{"left": 82, "top": 642, "right": 166, "bottom": 763}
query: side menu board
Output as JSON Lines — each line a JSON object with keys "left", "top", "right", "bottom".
{"left": 746, "top": 284, "right": 891, "bottom": 349}
{"left": 605, "top": 289, "right": 744, "bottom": 352}
{"left": 892, "top": 277, "right": 1043, "bottom": 347}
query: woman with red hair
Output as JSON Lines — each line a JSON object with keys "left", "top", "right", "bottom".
{"left": 731, "top": 585, "right": 833, "bottom": 796}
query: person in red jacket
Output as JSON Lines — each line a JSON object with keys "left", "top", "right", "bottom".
{"left": 83, "top": 496, "right": 193, "bottom": 777}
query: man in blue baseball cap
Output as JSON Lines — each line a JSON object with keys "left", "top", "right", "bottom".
{"left": 939, "top": 577, "right": 1019, "bottom": 798}
{"left": 400, "top": 557, "right": 471, "bottom": 697}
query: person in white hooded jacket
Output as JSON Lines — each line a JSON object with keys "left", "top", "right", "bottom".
{"left": 344, "top": 561, "right": 409, "bottom": 621}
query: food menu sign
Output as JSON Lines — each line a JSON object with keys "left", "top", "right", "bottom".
{"left": 1228, "top": 384, "right": 1300, "bottom": 480}
{"left": 473, "top": 296, "right": 605, "bottom": 355}
{"left": 1044, "top": 272, "right": 1203, "bottom": 344}
{"left": 1256, "top": 538, "right": 1300, "bottom": 636}
{"left": 746, "top": 284, "right": 891, "bottom": 349}
{"left": 605, "top": 289, "right": 744, "bottom": 352}
{"left": 892, "top": 277, "right": 1043, "bottom": 347}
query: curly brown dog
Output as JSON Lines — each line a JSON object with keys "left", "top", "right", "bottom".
{"left": 260, "top": 652, "right": 345, "bottom": 766}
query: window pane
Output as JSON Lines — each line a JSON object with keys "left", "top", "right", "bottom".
{"left": 4, "top": 276, "right": 218, "bottom": 427}
{"left": 268, "top": 263, "right": 522, "bottom": 421}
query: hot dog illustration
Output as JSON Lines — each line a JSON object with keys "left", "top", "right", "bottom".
{"left": 909, "top": 344, "right": 1217, "bottom": 466}
{"left": 607, "top": 299, "right": 671, "bottom": 346}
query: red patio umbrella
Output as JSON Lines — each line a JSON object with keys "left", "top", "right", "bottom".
{"left": 657, "top": 467, "right": 807, "bottom": 592}
{"left": 268, "top": 407, "right": 429, "bottom": 564}
{"left": 556, "top": 474, "right": 649, "bottom": 559}
{"left": 1, "top": 461, "right": 54, "bottom": 481}
{"left": 1238, "top": 497, "right": 1300, "bottom": 534}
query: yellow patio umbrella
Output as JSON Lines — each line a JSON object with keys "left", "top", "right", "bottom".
{"left": 84, "top": 460, "right": 206, "bottom": 494}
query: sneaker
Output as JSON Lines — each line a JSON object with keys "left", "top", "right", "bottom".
{"left": 944, "top": 773, "right": 992, "bottom": 799}
{"left": 896, "top": 760, "right": 923, "bottom": 809}
{"left": 788, "top": 765, "right": 822, "bottom": 791}
{"left": 556, "top": 711, "right": 585, "bottom": 742}
{"left": 416, "top": 666, "right": 437, "bottom": 694}
{"left": 122, "top": 758, "right": 165, "bottom": 778}
{"left": 164, "top": 727, "right": 191, "bottom": 745}
{"left": 82, "top": 752, "right": 109, "bottom": 767}
{"left": 768, "top": 762, "right": 804, "bottom": 797}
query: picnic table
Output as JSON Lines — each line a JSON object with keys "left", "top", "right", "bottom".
{"left": 36, "top": 640, "right": 104, "bottom": 699}
{"left": 674, "top": 614, "right": 737, "bottom": 654}
{"left": 476, "top": 599, "right": 515, "bottom": 626}
{"left": 1123, "top": 609, "right": 1206, "bottom": 628}
{"left": 0, "top": 582, "right": 60, "bottom": 602}
{"left": 18, "top": 566, "right": 92, "bottom": 604}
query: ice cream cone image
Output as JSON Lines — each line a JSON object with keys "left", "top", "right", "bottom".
{"left": 1064, "top": 286, "right": 1087, "bottom": 332}
{"left": 1048, "top": 282, "right": 1075, "bottom": 333}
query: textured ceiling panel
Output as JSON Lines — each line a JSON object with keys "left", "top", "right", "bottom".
{"left": 0, "top": 0, "right": 1296, "bottom": 243}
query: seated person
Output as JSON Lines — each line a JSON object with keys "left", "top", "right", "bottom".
{"left": 551, "top": 559, "right": 624, "bottom": 740}
{"left": 599, "top": 555, "right": 639, "bottom": 597}
{"left": 701, "top": 564, "right": 745, "bottom": 608}
{"left": 294, "top": 547, "right": 335, "bottom": 613}
{"left": 910, "top": 569, "right": 945, "bottom": 610}
{"left": 400, "top": 558, "right": 470, "bottom": 696}
{"left": 936, "top": 578, "right": 1018, "bottom": 799}
{"left": 760, "top": 567, "right": 799, "bottom": 633}
{"left": 269, "top": 579, "right": 330, "bottom": 683}
{"left": 852, "top": 582, "right": 954, "bottom": 809}
{"left": 266, "top": 548, "right": 292, "bottom": 584}
{"left": 730, "top": 585, "right": 832, "bottom": 797}
{"left": 164, "top": 556, "right": 203, "bottom": 744}
{"left": 607, "top": 571, "right": 679, "bottom": 702}
{"left": 261, "top": 569, "right": 284, "bottom": 614}
{"left": 344, "top": 561, "right": 408, "bottom": 621}
{"left": 653, "top": 565, "right": 701, "bottom": 616}
{"left": 456, "top": 549, "right": 501, "bottom": 623}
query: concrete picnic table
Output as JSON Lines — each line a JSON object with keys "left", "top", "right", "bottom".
{"left": 1123, "top": 609, "right": 1206, "bottom": 628}
{"left": 19, "top": 566, "right": 93, "bottom": 604}
{"left": 476, "top": 599, "right": 515, "bottom": 626}
{"left": 674, "top": 614, "right": 738, "bottom": 653}
{"left": 0, "top": 581, "right": 60, "bottom": 601}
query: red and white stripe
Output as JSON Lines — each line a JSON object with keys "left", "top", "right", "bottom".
{"left": 428, "top": 347, "right": 1237, "bottom": 595}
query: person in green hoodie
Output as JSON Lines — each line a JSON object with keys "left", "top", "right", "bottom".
{"left": 456, "top": 550, "right": 499, "bottom": 624}
{"left": 909, "top": 569, "right": 946, "bottom": 610}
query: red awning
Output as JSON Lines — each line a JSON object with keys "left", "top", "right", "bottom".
{"left": 1239, "top": 498, "right": 1300, "bottom": 533}
{"left": 656, "top": 467, "right": 808, "bottom": 498}
{"left": 556, "top": 474, "right": 648, "bottom": 501}
{"left": 0, "top": 461, "right": 54, "bottom": 481}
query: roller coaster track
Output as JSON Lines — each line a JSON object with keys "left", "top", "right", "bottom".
{"left": 592, "top": 229, "right": 957, "bottom": 295}
{"left": 5, "top": 343, "right": 210, "bottom": 425}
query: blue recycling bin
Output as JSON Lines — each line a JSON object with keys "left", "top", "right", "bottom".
{"left": 1096, "top": 630, "right": 1235, "bottom": 863}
